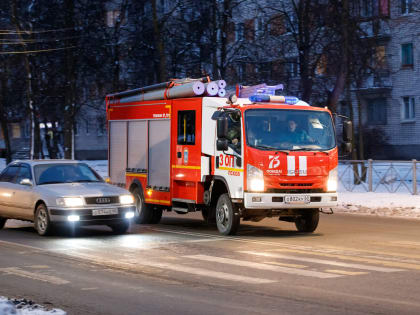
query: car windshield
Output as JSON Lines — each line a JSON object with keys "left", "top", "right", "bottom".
{"left": 34, "top": 163, "right": 103, "bottom": 185}
{"left": 245, "top": 109, "right": 336, "bottom": 151}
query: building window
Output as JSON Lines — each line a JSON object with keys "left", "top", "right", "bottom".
{"left": 11, "top": 123, "right": 21, "bottom": 139}
{"left": 85, "top": 120, "right": 90, "bottom": 135}
{"left": 235, "top": 23, "right": 244, "bottom": 42}
{"left": 402, "top": 97, "right": 415, "bottom": 122}
{"left": 401, "top": 43, "right": 413, "bottom": 67}
{"left": 367, "top": 98, "right": 387, "bottom": 125}
{"left": 374, "top": 46, "right": 386, "bottom": 69}
{"left": 106, "top": 10, "right": 121, "bottom": 27}
{"left": 177, "top": 110, "right": 195, "bottom": 145}
{"left": 401, "top": 0, "right": 413, "bottom": 14}
{"left": 286, "top": 58, "right": 299, "bottom": 77}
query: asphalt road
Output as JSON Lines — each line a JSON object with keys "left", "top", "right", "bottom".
{"left": 1, "top": 212, "right": 420, "bottom": 315}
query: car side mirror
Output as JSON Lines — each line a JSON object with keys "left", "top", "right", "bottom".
{"left": 217, "top": 116, "right": 228, "bottom": 139}
{"left": 216, "top": 139, "right": 229, "bottom": 151}
{"left": 20, "top": 178, "right": 33, "bottom": 186}
{"left": 343, "top": 121, "right": 353, "bottom": 142}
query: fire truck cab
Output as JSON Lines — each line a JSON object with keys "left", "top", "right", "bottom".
{"left": 106, "top": 82, "right": 343, "bottom": 235}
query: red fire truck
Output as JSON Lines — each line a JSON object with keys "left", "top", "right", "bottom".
{"left": 106, "top": 79, "right": 351, "bottom": 235}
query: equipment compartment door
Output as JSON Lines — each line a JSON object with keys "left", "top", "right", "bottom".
{"left": 171, "top": 99, "right": 202, "bottom": 203}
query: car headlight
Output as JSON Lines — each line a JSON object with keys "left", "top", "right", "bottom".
{"left": 247, "top": 164, "right": 264, "bottom": 192}
{"left": 119, "top": 194, "right": 134, "bottom": 205}
{"left": 56, "top": 197, "right": 84, "bottom": 207}
{"left": 327, "top": 167, "right": 338, "bottom": 192}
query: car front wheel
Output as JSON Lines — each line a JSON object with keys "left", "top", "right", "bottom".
{"left": 35, "top": 203, "right": 53, "bottom": 236}
{"left": 109, "top": 221, "right": 130, "bottom": 234}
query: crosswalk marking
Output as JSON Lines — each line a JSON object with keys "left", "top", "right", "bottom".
{"left": 0, "top": 267, "right": 70, "bottom": 285}
{"left": 325, "top": 270, "right": 368, "bottom": 276}
{"left": 185, "top": 255, "right": 342, "bottom": 279}
{"left": 239, "top": 251, "right": 404, "bottom": 273}
{"left": 263, "top": 261, "right": 307, "bottom": 269}
{"left": 138, "top": 261, "right": 276, "bottom": 284}
{"left": 270, "top": 248, "right": 420, "bottom": 270}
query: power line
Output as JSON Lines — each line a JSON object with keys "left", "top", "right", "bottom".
{"left": 0, "top": 46, "right": 79, "bottom": 55}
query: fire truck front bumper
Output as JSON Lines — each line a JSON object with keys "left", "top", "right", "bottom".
{"left": 244, "top": 192, "right": 338, "bottom": 209}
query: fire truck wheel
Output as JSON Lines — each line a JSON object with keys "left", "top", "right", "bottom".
{"left": 215, "top": 194, "right": 240, "bottom": 235}
{"left": 150, "top": 208, "right": 163, "bottom": 224}
{"left": 295, "top": 210, "right": 319, "bottom": 233}
{"left": 132, "top": 187, "right": 153, "bottom": 224}
{"left": 201, "top": 206, "right": 216, "bottom": 224}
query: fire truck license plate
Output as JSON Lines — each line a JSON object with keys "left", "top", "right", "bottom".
{"left": 284, "top": 195, "right": 310, "bottom": 204}
{"left": 92, "top": 208, "right": 119, "bottom": 216}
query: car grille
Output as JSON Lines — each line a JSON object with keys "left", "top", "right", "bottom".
{"left": 266, "top": 189, "right": 324, "bottom": 194}
{"left": 84, "top": 196, "right": 120, "bottom": 205}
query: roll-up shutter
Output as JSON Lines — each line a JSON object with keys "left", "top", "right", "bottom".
{"left": 109, "top": 121, "right": 127, "bottom": 184}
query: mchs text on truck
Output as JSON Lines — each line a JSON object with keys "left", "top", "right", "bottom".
{"left": 106, "top": 78, "right": 352, "bottom": 235}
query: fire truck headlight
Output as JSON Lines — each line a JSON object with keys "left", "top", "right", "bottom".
{"left": 119, "top": 195, "right": 134, "bottom": 205}
{"left": 247, "top": 164, "right": 265, "bottom": 192}
{"left": 327, "top": 167, "right": 338, "bottom": 192}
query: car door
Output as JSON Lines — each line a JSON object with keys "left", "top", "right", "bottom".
{"left": 13, "top": 164, "right": 36, "bottom": 220}
{"left": 0, "top": 165, "right": 20, "bottom": 217}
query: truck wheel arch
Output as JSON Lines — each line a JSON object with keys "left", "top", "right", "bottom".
{"left": 129, "top": 179, "right": 144, "bottom": 195}
{"left": 210, "top": 176, "right": 230, "bottom": 205}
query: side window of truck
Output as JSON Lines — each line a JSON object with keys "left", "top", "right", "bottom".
{"left": 178, "top": 110, "right": 195, "bottom": 145}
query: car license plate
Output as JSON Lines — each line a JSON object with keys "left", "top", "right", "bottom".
{"left": 284, "top": 195, "right": 310, "bottom": 204}
{"left": 92, "top": 208, "right": 119, "bottom": 216}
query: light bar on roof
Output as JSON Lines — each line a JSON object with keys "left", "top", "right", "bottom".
{"left": 249, "top": 94, "right": 300, "bottom": 104}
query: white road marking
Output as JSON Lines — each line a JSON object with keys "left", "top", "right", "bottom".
{"left": 185, "top": 255, "right": 342, "bottom": 279}
{"left": 0, "top": 267, "right": 69, "bottom": 285}
{"left": 240, "top": 251, "right": 404, "bottom": 273}
{"left": 325, "top": 270, "right": 368, "bottom": 276}
{"left": 25, "top": 265, "right": 50, "bottom": 269}
{"left": 138, "top": 261, "right": 276, "bottom": 284}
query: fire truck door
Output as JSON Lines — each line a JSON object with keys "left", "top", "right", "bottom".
{"left": 214, "top": 112, "right": 244, "bottom": 199}
{"left": 171, "top": 102, "right": 201, "bottom": 202}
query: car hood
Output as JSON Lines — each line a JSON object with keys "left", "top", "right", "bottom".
{"left": 35, "top": 182, "right": 130, "bottom": 197}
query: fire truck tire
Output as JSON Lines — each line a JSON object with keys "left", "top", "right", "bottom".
{"left": 201, "top": 206, "right": 216, "bottom": 224}
{"left": 215, "top": 194, "right": 240, "bottom": 235}
{"left": 0, "top": 217, "right": 7, "bottom": 229}
{"left": 150, "top": 208, "right": 163, "bottom": 224}
{"left": 295, "top": 210, "right": 319, "bottom": 233}
{"left": 132, "top": 187, "right": 153, "bottom": 224}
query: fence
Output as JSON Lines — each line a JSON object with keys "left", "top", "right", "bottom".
{"left": 339, "top": 160, "right": 419, "bottom": 194}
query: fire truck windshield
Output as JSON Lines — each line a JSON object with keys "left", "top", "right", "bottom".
{"left": 245, "top": 109, "right": 336, "bottom": 151}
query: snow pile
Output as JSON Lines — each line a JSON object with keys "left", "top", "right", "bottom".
{"left": 0, "top": 297, "right": 66, "bottom": 315}
{"left": 336, "top": 192, "right": 420, "bottom": 219}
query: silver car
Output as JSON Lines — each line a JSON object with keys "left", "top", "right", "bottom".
{"left": 0, "top": 160, "right": 136, "bottom": 236}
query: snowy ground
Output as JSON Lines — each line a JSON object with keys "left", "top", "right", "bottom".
{"left": 0, "top": 297, "right": 66, "bottom": 315}
{"left": 1, "top": 159, "right": 420, "bottom": 220}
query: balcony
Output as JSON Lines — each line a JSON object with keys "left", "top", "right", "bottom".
{"left": 359, "top": 20, "right": 391, "bottom": 42}
{"left": 356, "top": 71, "right": 392, "bottom": 95}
